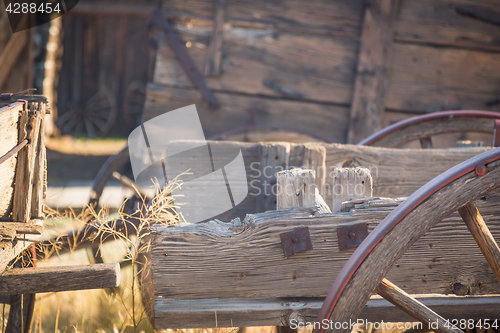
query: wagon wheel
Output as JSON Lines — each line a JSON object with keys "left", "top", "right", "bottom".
{"left": 315, "top": 147, "right": 500, "bottom": 332}
{"left": 58, "top": 87, "right": 117, "bottom": 137}
{"left": 359, "top": 110, "right": 500, "bottom": 148}
{"left": 123, "top": 82, "right": 146, "bottom": 129}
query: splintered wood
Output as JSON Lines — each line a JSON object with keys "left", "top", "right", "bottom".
{"left": 331, "top": 167, "right": 372, "bottom": 213}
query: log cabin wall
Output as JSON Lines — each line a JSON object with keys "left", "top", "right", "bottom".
{"left": 0, "top": 1, "right": 33, "bottom": 95}
{"left": 56, "top": 0, "right": 156, "bottom": 137}
{"left": 143, "top": 0, "right": 500, "bottom": 144}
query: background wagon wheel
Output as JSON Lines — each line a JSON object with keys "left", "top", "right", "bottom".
{"left": 314, "top": 148, "right": 500, "bottom": 333}
{"left": 359, "top": 110, "right": 500, "bottom": 148}
{"left": 58, "top": 87, "right": 117, "bottom": 137}
{"left": 123, "top": 81, "right": 146, "bottom": 129}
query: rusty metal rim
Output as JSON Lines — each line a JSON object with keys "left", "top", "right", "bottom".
{"left": 0, "top": 140, "right": 28, "bottom": 166}
{"left": 313, "top": 147, "right": 500, "bottom": 332}
{"left": 358, "top": 110, "right": 500, "bottom": 146}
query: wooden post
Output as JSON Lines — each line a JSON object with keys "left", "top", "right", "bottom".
{"left": 277, "top": 169, "right": 315, "bottom": 209}
{"left": 331, "top": 167, "right": 373, "bottom": 213}
{"left": 258, "top": 143, "right": 290, "bottom": 212}
{"left": 347, "top": 0, "right": 398, "bottom": 144}
{"left": 277, "top": 168, "right": 331, "bottom": 213}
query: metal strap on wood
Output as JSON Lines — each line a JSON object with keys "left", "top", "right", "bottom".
{"left": 0, "top": 140, "right": 28, "bottom": 166}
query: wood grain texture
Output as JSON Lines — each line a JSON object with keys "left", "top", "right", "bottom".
{"left": 153, "top": 29, "right": 358, "bottom": 104}
{"left": 375, "top": 279, "right": 461, "bottom": 333}
{"left": 258, "top": 143, "right": 290, "bottom": 212}
{"left": 151, "top": 191, "right": 500, "bottom": 301}
{"left": 144, "top": 84, "right": 350, "bottom": 143}
{"left": 12, "top": 112, "right": 41, "bottom": 223}
{"left": 162, "top": 0, "right": 364, "bottom": 37}
{"left": 385, "top": 43, "right": 500, "bottom": 113}
{"left": 347, "top": 0, "right": 398, "bottom": 144}
{"left": 155, "top": 295, "right": 500, "bottom": 328}
{"left": 394, "top": 0, "right": 500, "bottom": 52}
{"left": 0, "top": 263, "right": 120, "bottom": 295}
{"left": 331, "top": 167, "right": 372, "bottom": 213}
{"left": 0, "top": 104, "right": 22, "bottom": 220}
{"left": 31, "top": 106, "right": 46, "bottom": 219}
{"left": 277, "top": 169, "right": 316, "bottom": 210}
{"left": 458, "top": 201, "right": 500, "bottom": 284}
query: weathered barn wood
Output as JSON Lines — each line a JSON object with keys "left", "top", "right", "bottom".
{"left": 145, "top": 0, "right": 500, "bottom": 143}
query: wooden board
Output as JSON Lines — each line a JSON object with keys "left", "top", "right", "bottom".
{"left": 155, "top": 295, "right": 500, "bottom": 328}
{"left": 385, "top": 43, "right": 500, "bottom": 113}
{"left": 0, "top": 263, "right": 120, "bottom": 295}
{"left": 0, "top": 103, "right": 21, "bottom": 221}
{"left": 153, "top": 29, "right": 358, "bottom": 104}
{"left": 162, "top": 0, "right": 364, "bottom": 37}
{"left": 143, "top": 83, "right": 350, "bottom": 142}
{"left": 394, "top": 0, "right": 500, "bottom": 52}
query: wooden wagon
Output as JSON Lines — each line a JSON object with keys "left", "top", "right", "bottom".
{"left": 0, "top": 95, "right": 120, "bottom": 333}
{"left": 45, "top": 109, "right": 490, "bottom": 332}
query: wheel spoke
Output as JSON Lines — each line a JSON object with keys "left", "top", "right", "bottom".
{"left": 458, "top": 201, "right": 500, "bottom": 283}
{"left": 420, "top": 137, "right": 433, "bottom": 149}
{"left": 112, "top": 171, "right": 147, "bottom": 198}
{"left": 375, "top": 279, "right": 463, "bottom": 333}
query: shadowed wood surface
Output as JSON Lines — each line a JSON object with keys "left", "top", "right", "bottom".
{"left": 0, "top": 263, "right": 120, "bottom": 295}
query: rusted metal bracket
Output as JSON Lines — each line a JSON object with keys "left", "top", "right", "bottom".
{"left": 280, "top": 227, "right": 313, "bottom": 258}
{"left": 151, "top": 8, "right": 220, "bottom": 110}
{"left": 337, "top": 223, "right": 368, "bottom": 251}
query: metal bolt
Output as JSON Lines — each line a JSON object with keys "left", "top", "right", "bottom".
{"left": 295, "top": 191, "right": 300, "bottom": 196}
{"left": 348, "top": 230, "right": 357, "bottom": 239}
{"left": 292, "top": 235, "right": 301, "bottom": 243}
{"left": 475, "top": 164, "right": 487, "bottom": 176}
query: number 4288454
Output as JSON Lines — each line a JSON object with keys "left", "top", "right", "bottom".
{"left": 6, "top": 2, "right": 61, "bottom": 14}
{"left": 444, "top": 319, "right": 499, "bottom": 330}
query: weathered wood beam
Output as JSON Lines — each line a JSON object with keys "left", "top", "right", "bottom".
{"left": 347, "top": 0, "right": 398, "bottom": 144}
{"left": 458, "top": 201, "right": 500, "bottom": 283}
{"left": 155, "top": 295, "right": 500, "bottom": 329}
{"left": 375, "top": 278, "right": 462, "bottom": 333}
{"left": 0, "top": 263, "right": 120, "bottom": 295}
{"left": 277, "top": 169, "right": 315, "bottom": 210}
